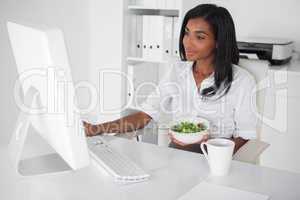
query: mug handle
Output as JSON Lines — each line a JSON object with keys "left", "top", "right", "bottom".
{"left": 200, "top": 142, "right": 209, "bottom": 162}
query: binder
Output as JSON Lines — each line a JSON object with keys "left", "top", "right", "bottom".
{"left": 142, "top": 15, "right": 150, "bottom": 59}
{"left": 172, "top": 17, "right": 180, "bottom": 59}
{"left": 151, "top": 15, "right": 165, "bottom": 61}
{"left": 136, "top": 15, "right": 143, "bottom": 57}
{"left": 149, "top": 16, "right": 173, "bottom": 61}
{"left": 163, "top": 17, "right": 173, "bottom": 61}
{"left": 129, "top": 15, "right": 143, "bottom": 57}
{"left": 142, "top": 16, "right": 175, "bottom": 61}
{"left": 129, "top": 16, "right": 136, "bottom": 57}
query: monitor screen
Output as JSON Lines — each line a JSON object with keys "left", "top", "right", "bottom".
{"left": 7, "top": 21, "right": 90, "bottom": 170}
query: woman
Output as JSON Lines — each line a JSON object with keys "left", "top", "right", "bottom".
{"left": 84, "top": 4, "right": 257, "bottom": 154}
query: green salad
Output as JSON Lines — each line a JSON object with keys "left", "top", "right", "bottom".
{"left": 171, "top": 121, "right": 207, "bottom": 134}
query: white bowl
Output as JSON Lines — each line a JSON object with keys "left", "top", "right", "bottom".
{"left": 170, "top": 117, "right": 210, "bottom": 144}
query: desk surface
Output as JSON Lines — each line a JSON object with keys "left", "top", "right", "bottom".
{"left": 1, "top": 135, "right": 300, "bottom": 200}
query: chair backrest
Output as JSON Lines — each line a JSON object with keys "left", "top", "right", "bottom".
{"left": 238, "top": 58, "right": 270, "bottom": 139}
{"left": 232, "top": 59, "right": 270, "bottom": 164}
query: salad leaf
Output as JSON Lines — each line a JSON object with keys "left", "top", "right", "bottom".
{"left": 171, "top": 121, "right": 207, "bottom": 134}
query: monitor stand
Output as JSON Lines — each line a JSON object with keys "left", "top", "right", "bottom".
{"left": 8, "top": 87, "right": 72, "bottom": 177}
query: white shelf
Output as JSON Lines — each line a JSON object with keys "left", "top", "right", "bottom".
{"left": 128, "top": 5, "right": 179, "bottom": 17}
{"left": 127, "top": 57, "right": 169, "bottom": 65}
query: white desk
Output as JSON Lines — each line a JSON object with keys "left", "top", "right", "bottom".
{"left": 1, "top": 135, "right": 300, "bottom": 200}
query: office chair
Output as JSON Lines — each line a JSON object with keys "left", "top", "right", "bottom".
{"left": 233, "top": 58, "right": 271, "bottom": 164}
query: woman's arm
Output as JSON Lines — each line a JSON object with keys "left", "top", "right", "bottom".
{"left": 231, "top": 137, "right": 248, "bottom": 154}
{"left": 83, "top": 111, "right": 152, "bottom": 137}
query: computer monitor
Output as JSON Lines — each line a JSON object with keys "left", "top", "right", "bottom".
{"left": 7, "top": 21, "right": 90, "bottom": 175}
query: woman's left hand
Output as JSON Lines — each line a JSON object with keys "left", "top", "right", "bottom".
{"left": 168, "top": 133, "right": 209, "bottom": 147}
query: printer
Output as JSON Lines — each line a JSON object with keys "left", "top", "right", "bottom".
{"left": 237, "top": 37, "right": 294, "bottom": 65}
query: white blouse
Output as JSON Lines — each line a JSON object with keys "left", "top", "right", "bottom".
{"left": 137, "top": 61, "right": 257, "bottom": 140}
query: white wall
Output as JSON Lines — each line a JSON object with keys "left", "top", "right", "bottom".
{"left": 183, "top": 0, "right": 300, "bottom": 51}
{"left": 0, "top": 0, "right": 125, "bottom": 145}
{"left": 0, "top": 0, "right": 90, "bottom": 146}
{"left": 88, "top": 0, "right": 126, "bottom": 122}
{"left": 214, "top": 0, "right": 300, "bottom": 51}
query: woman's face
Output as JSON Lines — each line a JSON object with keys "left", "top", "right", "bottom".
{"left": 183, "top": 17, "right": 216, "bottom": 62}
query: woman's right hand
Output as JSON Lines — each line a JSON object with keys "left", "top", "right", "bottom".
{"left": 83, "top": 121, "right": 101, "bottom": 137}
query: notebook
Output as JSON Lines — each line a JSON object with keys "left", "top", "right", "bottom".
{"left": 178, "top": 182, "right": 269, "bottom": 200}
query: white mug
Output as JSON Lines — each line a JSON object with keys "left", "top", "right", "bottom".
{"left": 200, "top": 138, "right": 235, "bottom": 176}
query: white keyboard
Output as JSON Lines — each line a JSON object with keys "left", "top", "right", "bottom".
{"left": 87, "top": 137, "right": 150, "bottom": 183}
